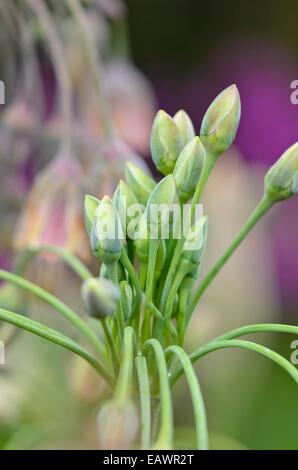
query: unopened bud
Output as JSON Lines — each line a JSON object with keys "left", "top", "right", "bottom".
{"left": 200, "top": 84, "right": 241, "bottom": 157}
{"left": 84, "top": 195, "right": 100, "bottom": 236}
{"left": 173, "top": 109, "right": 196, "bottom": 146}
{"left": 90, "top": 196, "right": 124, "bottom": 263}
{"left": 125, "top": 162, "right": 156, "bottom": 206}
{"left": 113, "top": 180, "right": 139, "bottom": 234}
{"left": 182, "top": 216, "right": 208, "bottom": 267}
{"left": 81, "top": 277, "right": 120, "bottom": 319}
{"left": 265, "top": 143, "right": 298, "bottom": 202}
{"left": 173, "top": 137, "right": 206, "bottom": 202}
{"left": 150, "top": 110, "right": 183, "bottom": 175}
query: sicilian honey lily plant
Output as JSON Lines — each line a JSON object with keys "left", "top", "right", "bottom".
{"left": 1, "top": 85, "right": 298, "bottom": 450}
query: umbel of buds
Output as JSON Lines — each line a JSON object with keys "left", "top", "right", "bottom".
{"left": 200, "top": 84, "right": 241, "bottom": 157}
{"left": 81, "top": 277, "right": 120, "bottom": 319}
{"left": 264, "top": 142, "right": 298, "bottom": 202}
{"left": 150, "top": 110, "right": 183, "bottom": 175}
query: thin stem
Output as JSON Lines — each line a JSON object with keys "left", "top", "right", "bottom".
{"left": 135, "top": 355, "right": 151, "bottom": 449}
{"left": 13, "top": 246, "right": 92, "bottom": 280}
{"left": 166, "top": 345, "right": 208, "bottom": 450}
{"left": 214, "top": 323, "right": 298, "bottom": 342}
{"left": 144, "top": 339, "right": 173, "bottom": 449}
{"left": 115, "top": 327, "right": 135, "bottom": 402}
{"left": 102, "top": 318, "right": 120, "bottom": 372}
{"left": 159, "top": 156, "right": 215, "bottom": 314}
{"left": 0, "top": 308, "right": 113, "bottom": 386}
{"left": 120, "top": 249, "right": 142, "bottom": 317}
{"left": 0, "top": 269, "right": 106, "bottom": 359}
{"left": 25, "top": 0, "right": 73, "bottom": 151}
{"left": 171, "top": 339, "right": 298, "bottom": 386}
{"left": 189, "top": 195, "right": 273, "bottom": 315}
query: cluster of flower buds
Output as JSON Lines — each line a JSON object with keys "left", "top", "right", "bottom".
{"left": 83, "top": 85, "right": 242, "bottom": 332}
{"left": 83, "top": 84, "right": 298, "bottom": 347}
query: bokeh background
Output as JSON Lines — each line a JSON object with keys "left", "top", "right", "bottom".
{"left": 0, "top": 0, "right": 297, "bottom": 450}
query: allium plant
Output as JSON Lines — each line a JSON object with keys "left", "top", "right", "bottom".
{"left": 1, "top": 85, "right": 298, "bottom": 450}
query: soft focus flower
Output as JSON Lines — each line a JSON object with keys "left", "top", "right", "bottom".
{"left": 82, "top": 60, "right": 156, "bottom": 154}
{"left": 14, "top": 149, "right": 90, "bottom": 261}
{"left": 97, "top": 400, "right": 139, "bottom": 449}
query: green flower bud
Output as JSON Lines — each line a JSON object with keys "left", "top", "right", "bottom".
{"left": 200, "top": 84, "right": 241, "bottom": 157}
{"left": 81, "top": 277, "right": 120, "bottom": 319}
{"left": 113, "top": 180, "right": 139, "bottom": 235}
{"left": 84, "top": 195, "right": 100, "bottom": 236}
{"left": 146, "top": 175, "right": 177, "bottom": 231}
{"left": 182, "top": 216, "right": 208, "bottom": 267}
{"left": 90, "top": 196, "right": 124, "bottom": 263}
{"left": 125, "top": 162, "right": 156, "bottom": 206}
{"left": 264, "top": 143, "right": 298, "bottom": 202}
{"left": 120, "top": 281, "right": 133, "bottom": 321}
{"left": 173, "top": 137, "right": 206, "bottom": 202}
{"left": 150, "top": 110, "right": 183, "bottom": 175}
{"left": 173, "top": 109, "right": 196, "bottom": 146}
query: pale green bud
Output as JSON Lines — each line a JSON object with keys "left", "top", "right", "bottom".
{"left": 173, "top": 109, "right": 196, "bottom": 146}
{"left": 200, "top": 84, "right": 241, "bottom": 157}
{"left": 90, "top": 196, "right": 124, "bottom": 263}
{"left": 182, "top": 216, "right": 208, "bottom": 267}
{"left": 146, "top": 175, "right": 177, "bottom": 230}
{"left": 113, "top": 180, "right": 139, "bottom": 234}
{"left": 125, "top": 162, "right": 156, "bottom": 206}
{"left": 84, "top": 195, "right": 100, "bottom": 236}
{"left": 150, "top": 110, "right": 183, "bottom": 175}
{"left": 173, "top": 137, "right": 206, "bottom": 202}
{"left": 265, "top": 143, "right": 298, "bottom": 202}
{"left": 81, "top": 277, "right": 120, "bottom": 319}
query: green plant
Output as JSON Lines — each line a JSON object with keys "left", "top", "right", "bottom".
{"left": 1, "top": 85, "right": 298, "bottom": 450}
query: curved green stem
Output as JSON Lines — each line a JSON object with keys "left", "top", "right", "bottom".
{"left": 189, "top": 196, "right": 273, "bottom": 316}
{"left": 166, "top": 345, "right": 208, "bottom": 450}
{"left": 135, "top": 355, "right": 151, "bottom": 449}
{"left": 14, "top": 245, "right": 92, "bottom": 280}
{"left": 0, "top": 308, "right": 113, "bottom": 386}
{"left": 171, "top": 339, "right": 298, "bottom": 386}
{"left": 115, "top": 327, "right": 135, "bottom": 402}
{"left": 144, "top": 339, "right": 173, "bottom": 449}
{"left": 214, "top": 323, "right": 298, "bottom": 342}
{"left": 0, "top": 269, "right": 106, "bottom": 358}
